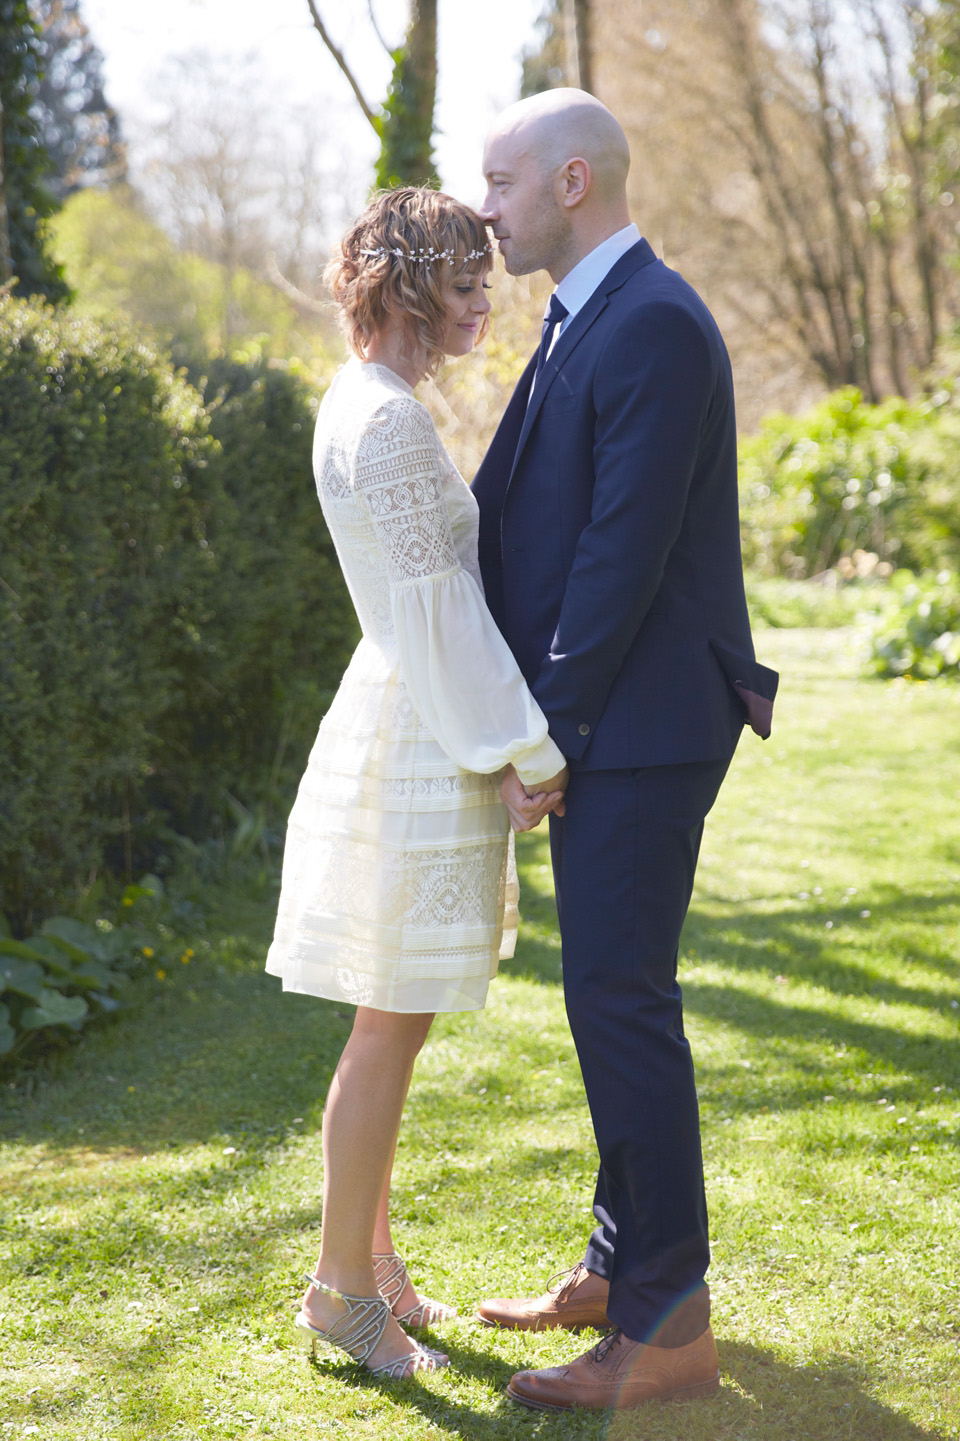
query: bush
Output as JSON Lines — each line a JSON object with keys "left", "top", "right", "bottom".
{"left": 865, "top": 570, "right": 960, "bottom": 679}
{"left": 0, "top": 908, "right": 142, "bottom": 1061}
{"left": 0, "top": 296, "right": 223, "bottom": 930}
{"left": 170, "top": 355, "right": 357, "bottom": 835}
{"left": 739, "top": 387, "right": 960, "bottom": 579}
{"left": 0, "top": 298, "right": 355, "bottom": 932}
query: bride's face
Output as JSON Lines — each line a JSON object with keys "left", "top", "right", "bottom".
{"left": 437, "top": 269, "right": 492, "bottom": 357}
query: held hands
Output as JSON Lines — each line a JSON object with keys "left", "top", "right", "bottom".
{"left": 500, "top": 763, "right": 568, "bottom": 832}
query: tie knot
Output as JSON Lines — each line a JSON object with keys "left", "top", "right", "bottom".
{"left": 545, "top": 294, "right": 568, "bottom": 328}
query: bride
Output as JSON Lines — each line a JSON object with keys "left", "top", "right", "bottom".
{"left": 265, "top": 187, "right": 567, "bottom": 1380}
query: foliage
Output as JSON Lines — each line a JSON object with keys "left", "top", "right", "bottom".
{"left": 49, "top": 185, "right": 334, "bottom": 363}
{"left": 126, "top": 50, "right": 357, "bottom": 298}
{"left": 865, "top": 568, "right": 960, "bottom": 679}
{"left": 304, "top": 1, "right": 439, "bottom": 192}
{"left": 738, "top": 386, "right": 960, "bottom": 578}
{"left": 375, "top": 0, "right": 438, "bottom": 188}
{"left": 0, "top": 0, "right": 68, "bottom": 299}
{"left": 521, "top": 0, "right": 593, "bottom": 95}
{"left": 522, "top": 0, "right": 568, "bottom": 95}
{"left": 31, "top": 0, "right": 126, "bottom": 198}
{"left": 0, "top": 295, "right": 355, "bottom": 932}
{"left": 0, "top": 294, "right": 221, "bottom": 930}
{"left": 166, "top": 353, "right": 357, "bottom": 835}
{"left": 0, "top": 894, "right": 149, "bottom": 1061}
{"left": 0, "top": 630, "right": 958, "bottom": 1438}
{"left": 744, "top": 574, "right": 879, "bottom": 629}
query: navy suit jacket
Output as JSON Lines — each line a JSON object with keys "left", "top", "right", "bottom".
{"left": 472, "top": 238, "right": 777, "bottom": 770}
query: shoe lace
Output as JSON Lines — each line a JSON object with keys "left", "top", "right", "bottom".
{"left": 545, "top": 1266, "right": 580, "bottom": 1297}
{"left": 592, "top": 1328, "right": 623, "bottom": 1365}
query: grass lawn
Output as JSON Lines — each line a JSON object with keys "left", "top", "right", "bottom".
{"left": 2, "top": 628, "right": 958, "bottom": 1440}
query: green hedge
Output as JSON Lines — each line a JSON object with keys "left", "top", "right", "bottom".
{"left": 0, "top": 297, "right": 354, "bottom": 933}
{"left": 170, "top": 355, "right": 357, "bottom": 839}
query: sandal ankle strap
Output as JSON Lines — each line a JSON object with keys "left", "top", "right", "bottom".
{"left": 301, "top": 1273, "right": 389, "bottom": 1364}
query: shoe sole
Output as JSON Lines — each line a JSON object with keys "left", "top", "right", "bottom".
{"left": 505, "top": 1371, "right": 721, "bottom": 1412}
{"left": 475, "top": 1313, "right": 609, "bottom": 1332}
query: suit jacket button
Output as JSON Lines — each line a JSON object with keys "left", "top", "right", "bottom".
{"left": 578, "top": 723, "right": 590, "bottom": 735}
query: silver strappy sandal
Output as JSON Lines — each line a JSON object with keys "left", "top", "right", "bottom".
{"left": 295, "top": 1273, "right": 448, "bottom": 1379}
{"left": 373, "top": 1251, "right": 457, "bottom": 1329}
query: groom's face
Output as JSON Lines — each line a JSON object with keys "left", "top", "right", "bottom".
{"left": 479, "top": 128, "right": 568, "bottom": 279}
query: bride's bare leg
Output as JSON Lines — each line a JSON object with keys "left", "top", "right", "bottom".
{"left": 301, "top": 1005, "right": 438, "bottom": 1370}
{"left": 373, "top": 1138, "right": 403, "bottom": 1256}
{"left": 373, "top": 1139, "right": 421, "bottom": 1317}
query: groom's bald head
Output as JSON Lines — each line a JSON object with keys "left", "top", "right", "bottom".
{"left": 488, "top": 89, "right": 630, "bottom": 202}
{"left": 480, "top": 89, "right": 632, "bottom": 280}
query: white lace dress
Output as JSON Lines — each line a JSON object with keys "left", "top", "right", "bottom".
{"left": 265, "top": 359, "right": 564, "bottom": 1013}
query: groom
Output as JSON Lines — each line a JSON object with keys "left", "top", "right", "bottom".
{"left": 471, "top": 89, "right": 778, "bottom": 1412}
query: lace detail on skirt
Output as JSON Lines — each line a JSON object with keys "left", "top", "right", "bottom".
{"left": 265, "top": 640, "right": 518, "bottom": 1013}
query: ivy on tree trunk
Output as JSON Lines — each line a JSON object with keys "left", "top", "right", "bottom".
{"left": 375, "top": 0, "right": 438, "bottom": 189}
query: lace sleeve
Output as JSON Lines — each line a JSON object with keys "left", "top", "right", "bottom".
{"left": 350, "top": 394, "right": 565, "bottom": 784}
{"left": 353, "top": 396, "right": 459, "bottom": 585}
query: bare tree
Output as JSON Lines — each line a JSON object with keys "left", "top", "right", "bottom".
{"left": 130, "top": 52, "right": 360, "bottom": 314}
{"left": 587, "top": 0, "right": 960, "bottom": 413}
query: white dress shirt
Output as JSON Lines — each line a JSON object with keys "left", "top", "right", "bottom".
{"left": 550, "top": 222, "right": 641, "bottom": 343}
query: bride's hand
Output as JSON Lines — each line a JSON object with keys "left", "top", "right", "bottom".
{"left": 500, "top": 765, "right": 566, "bottom": 831}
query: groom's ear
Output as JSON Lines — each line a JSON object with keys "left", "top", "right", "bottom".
{"left": 558, "top": 158, "right": 591, "bottom": 209}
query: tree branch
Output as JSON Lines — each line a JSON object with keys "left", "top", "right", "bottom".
{"left": 304, "top": 1, "right": 379, "bottom": 131}
{"left": 366, "top": 0, "right": 394, "bottom": 58}
{"left": 265, "top": 252, "right": 331, "bottom": 315}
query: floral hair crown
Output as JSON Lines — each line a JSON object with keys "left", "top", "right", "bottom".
{"left": 359, "top": 241, "right": 493, "bottom": 266}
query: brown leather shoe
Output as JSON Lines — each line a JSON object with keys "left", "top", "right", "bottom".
{"left": 505, "top": 1325, "right": 720, "bottom": 1411}
{"left": 476, "top": 1263, "right": 610, "bottom": 1331}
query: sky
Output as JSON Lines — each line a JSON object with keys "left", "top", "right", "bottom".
{"left": 80, "top": 0, "right": 547, "bottom": 208}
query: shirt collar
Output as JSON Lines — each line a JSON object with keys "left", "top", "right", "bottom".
{"left": 551, "top": 223, "right": 641, "bottom": 326}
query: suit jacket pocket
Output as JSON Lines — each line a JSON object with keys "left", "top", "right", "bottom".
{"left": 709, "top": 640, "right": 779, "bottom": 740}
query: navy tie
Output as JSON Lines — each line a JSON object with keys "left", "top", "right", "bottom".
{"left": 535, "top": 294, "right": 568, "bottom": 382}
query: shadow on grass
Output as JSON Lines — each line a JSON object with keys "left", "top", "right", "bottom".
{"left": 1, "top": 941, "right": 351, "bottom": 1150}
{"left": 9, "top": 1304, "right": 952, "bottom": 1440}
{"left": 4, "top": 877, "right": 958, "bottom": 1164}
{"left": 301, "top": 1335, "right": 951, "bottom": 1441}
{"left": 501, "top": 882, "right": 960, "bottom": 1097}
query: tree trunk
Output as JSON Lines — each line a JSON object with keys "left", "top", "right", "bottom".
{"left": 573, "top": 0, "right": 593, "bottom": 93}
{"left": 376, "top": 0, "right": 438, "bottom": 188}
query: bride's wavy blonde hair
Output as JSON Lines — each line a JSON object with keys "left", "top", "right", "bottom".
{"left": 325, "top": 188, "right": 493, "bottom": 376}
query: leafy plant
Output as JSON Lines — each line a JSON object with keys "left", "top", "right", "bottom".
{"left": 865, "top": 569, "right": 960, "bottom": 679}
{"left": 739, "top": 386, "right": 960, "bottom": 579}
{"left": 0, "top": 910, "right": 141, "bottom": 1061}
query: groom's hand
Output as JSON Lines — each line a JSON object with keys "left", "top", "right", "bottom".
{"left": 500, "top": 764, "right": 568, "bottom": 831}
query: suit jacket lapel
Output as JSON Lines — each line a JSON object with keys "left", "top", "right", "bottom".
{"left": 510, "top": 238, "right": 659, "bottom": 481}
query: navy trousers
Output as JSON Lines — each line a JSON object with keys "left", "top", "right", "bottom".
{"left": 549, "top": 757, "right": 731, "bottom": 1346}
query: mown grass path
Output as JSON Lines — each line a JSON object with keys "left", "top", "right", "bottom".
{"left": 2, "top": 629, "right": 958, "bottom": 1440}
